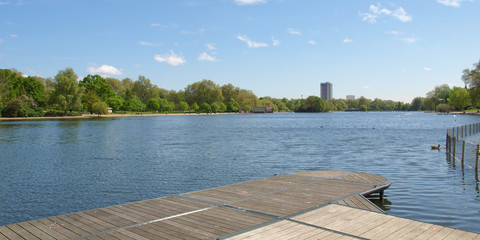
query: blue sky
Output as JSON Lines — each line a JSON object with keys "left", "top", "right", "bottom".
{"left": 1, "top": 0, "right": 479, "bottom": 102}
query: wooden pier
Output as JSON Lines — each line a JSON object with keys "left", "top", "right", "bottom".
{"left": 1, "top": 171, "right": 479, "bottom": 239}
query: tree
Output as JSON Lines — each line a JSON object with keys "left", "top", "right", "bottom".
{"left": 192, "top": 102, "right": 199, "bottom": 112}
{"left": 462, "top": 60, "right": 480, "bottom": 107}
{"left": 226, "top": 101, "right": 239, "bottom": 112}
{"left": 146, "top": 98, "right": 160, "bottom": 111}
{"left": 106, "top": 95, "right": 124, "bottom": 111}
{"left": 178, "top": 101, "right": 189, "bottom": 112}
{"left": 52, "top": 68, "right": 84, "bottom": 114}
{"left": 132, "top": 75, "right": 158, "bottom": 104}
{"left": 200, "top": 102, "right": 211, "bottom": 113}
{"left": 410, "top": 97, "right": 424, "bottom": 111}
{"left": 92, "top": 101, "right": 108, "bottom": 116}
{"left": 125, "top": 98, "right": 144, "bottom": 112}
{"left": 448, "top": 87, "right": 471, "bottom": 110}
{"left": 185, "top": 79, "right": 223, "bottom": 105}
{"left": 82, "top": 90, "right": 101, "bottom": 114}
{"left": 426, "top": 84, "right": 451, "bottom": 107}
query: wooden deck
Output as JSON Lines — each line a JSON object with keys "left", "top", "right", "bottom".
{"left": 1, "top": 170, "right": 478, "bottom": 239}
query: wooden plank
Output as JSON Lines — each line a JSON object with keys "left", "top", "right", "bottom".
{"left": 0, "top": 225, "right": 23, "bottom": 240}
{"left": 5, "top": 224, "right": 40, "bottom": 240}
{"left": 15, "top": 222, "right": 56, "bottom": 240}
{"left": 25, "top": 220, "right": 72, "bottom": 240}
{"left": 227, "top": 221, "right": 294, "bottom": 240}
{"left": 36, "top": 218, "right": 80, "bottom": 239}
{"left": 427, "top": 226, "right": 455, "bottom": 239}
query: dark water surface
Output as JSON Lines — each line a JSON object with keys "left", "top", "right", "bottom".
{"left": 1, "top": 112, "right": 479, "bottom": 233}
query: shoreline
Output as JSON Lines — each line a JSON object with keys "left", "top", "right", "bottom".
{"left": 0, "top": 112, "right": 242, "bottom": 121}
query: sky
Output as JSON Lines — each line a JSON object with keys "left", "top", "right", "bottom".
{"left": 1, "top": 0, "right": 480, "bottom": 103}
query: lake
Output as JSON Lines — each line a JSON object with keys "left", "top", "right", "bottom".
{"left": 0, "top": 112, "right": 479, "bottom": 233}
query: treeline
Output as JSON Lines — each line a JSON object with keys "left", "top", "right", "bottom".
{"left": 407, "top": 60, "right": 480, "bottom": 112}
{"left": 3, "top": 61, "right": 479, "bottom": 117}
{"left": 0, "top": 68, "right": 270, "bottom": 117}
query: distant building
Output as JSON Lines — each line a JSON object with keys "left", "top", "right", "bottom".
{"left": 251, "top": 106, "right": 274, "bottom": 113}
{"left": 346, "top": 95, "right": 355, "bottom": 100}
{"left": 320, "top": 82, "right": 333, "bottom": 100}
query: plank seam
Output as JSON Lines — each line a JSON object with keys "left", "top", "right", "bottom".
{"left": 69, "top": 206, "right": 214, "bottom": 240}
{"left": 286, "top": 218, "right": 368, "bottom": 240}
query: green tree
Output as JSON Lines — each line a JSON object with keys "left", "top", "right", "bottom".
{"left": 132, "top": 75, "right": 158, "bottom": 104}
{"left": 200, "top": 102, "right": 211, "bottom": 113}
{"left": 106, "top": 95, "right": 124, "bottom": 111}
{"left": 82, "top": 90, "right": 101, "bottom": 114}
{"left": 52, "top": 68, "right": 84, "bottom": 114}
{"left": 226, "top": 101, "right": 239, "bottom": 112}
{"left": 125, "top": 98, "right": 145, "bottom": 112}
{"left": 178, "top": 101, "right": 189, "bottom": 112}
{"left": 426, "top": 84, "right": 451, "bottom": 107}
{"left": 192, "top": 102, "right": 199, "bottom": 112}
{"left": 448, "top": 87, "right": 471, "bottom": 110}
{"left": 185, "top": 79, "right": 223, "bottom": 105}
{"left": 92, "top": 101, "right": 108, "bottom": 116}
{"left": 462, "top": 60, "right": 480, "bottom": 107}
{"left": 410, "top": 97, "right": 424, "bottom": 111}
{"left": 146, "top": 98, "right": 160, "bottom": 111}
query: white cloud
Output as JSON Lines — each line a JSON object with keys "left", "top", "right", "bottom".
{"left": 360, "top": 3, "right": 412, "bottom": 23}
{"left": 154, "top": 51, "right": 186, "bottom": 66}
{"left": 388, "top": 30, "right": 403, "bottom": 35}
{"left": 272, "top": 37, "right": 280, "bottom": 46}
{"left": 87, "top": 64, "right": 123, "bottom": 76}
{"left": 198, "top": 52, "right": 216, "bottom": 62}
{"left": 287, "top": 28, "right": 302, "bottom": 35}
{"left": 138, "top": 41, "right": 161, "bottom": 47}
{"left": 10, "top": 34, "right": 18, "bottom": 38}
{"left": 206, "top": 43, "right": 216, "bottom": 50}
{"left": 402, "top": 37, "right": 418, "bottom": 44}
{"left": 437, "top": 0, "right": 471, "bottom": 7}
{"left": 150, "top": 23, "right": 177, "bottom": 29}
{"left": 363, "top": 86, "right": 371, "bottom": 89}
{"left": 343, "top": 38, "right": 353, "bottom": 43}
{"left": 237, "top": 35, "right": 268, "bottom": 48}
{"left": 424, "top": 67, "right": 433, "bottom": 71}
{"left": 0, "top": 38, "right": 3, "bottom": 44}
{"left": 392, "top": 7, "right": 412, "bottom": 22}
{"left": 0, "top": 1, "right": 9, "bottom": 5}
{"left": 308, "top": 40, "right": 317, "bottom": 45}
{"left": 234, "top": 0, "right": 267, "bottom": 5}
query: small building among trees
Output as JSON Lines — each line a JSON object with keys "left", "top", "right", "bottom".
{"left": 252, "top": 106, "right": 274, "bottom": 113}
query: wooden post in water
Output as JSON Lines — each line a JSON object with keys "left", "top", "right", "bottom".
{"left": 462, "top": 140, "right": 465, "bottom": 166}
{"left": 446, "top": 129, "right": 449, "bottom": 154}
{"left": 476, "top": 144, "right": 479, "bottom": 174}
{"left": 457, "top": 126, "right": 459, "bottom": 139}
{"left": 452, "top": 137, "right": 456, "bottom": 161}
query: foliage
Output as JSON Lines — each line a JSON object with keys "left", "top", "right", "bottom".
{"left": 178, "top": 101, "right": 189, "bottom": 112}
{"left": 436, "top": 103, "right": 451, "bottom": 113}
{"left": 448, "top": 87, "right": 471, "bottom": 110}
{"left": 192, "top": 102, "right": 199, "bottom": 112}
{"left": 125, "top": 98, "right": 145, "bottom": 112}
{"left": 146, "top": 98, "right": 160, "bottom": 111}
{"left": 92, "top": 101, "right": 108, "bottom": 116}
{"left": 462, "top": 60, "right": 480, "bottom": 107}
{"left": 52, "top": 68, "right": 84, "bottom": 114}
{"left": 199, "top": 102, "right": 211, "bottom": 113}
{"left": 410, "top": 97, "right": 424, "bottom": 111}
{"left": 185, "top": 79, "right": 223, "bottom": 106}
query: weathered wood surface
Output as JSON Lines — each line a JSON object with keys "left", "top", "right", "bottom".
{"left": 1, "top": 171, "right": 477, "bottom": 239}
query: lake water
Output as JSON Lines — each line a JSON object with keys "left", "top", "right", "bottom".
{"left": 1, "top": 112, "right": 479, "bottom": 233}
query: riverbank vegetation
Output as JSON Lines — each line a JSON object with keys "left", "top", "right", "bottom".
{"left": 1, "top": 60, "right": 479, "bottom": 117}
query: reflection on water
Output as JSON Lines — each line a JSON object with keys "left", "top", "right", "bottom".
{"left": 0, "top": 112, "right": 479, "bottom": 233}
